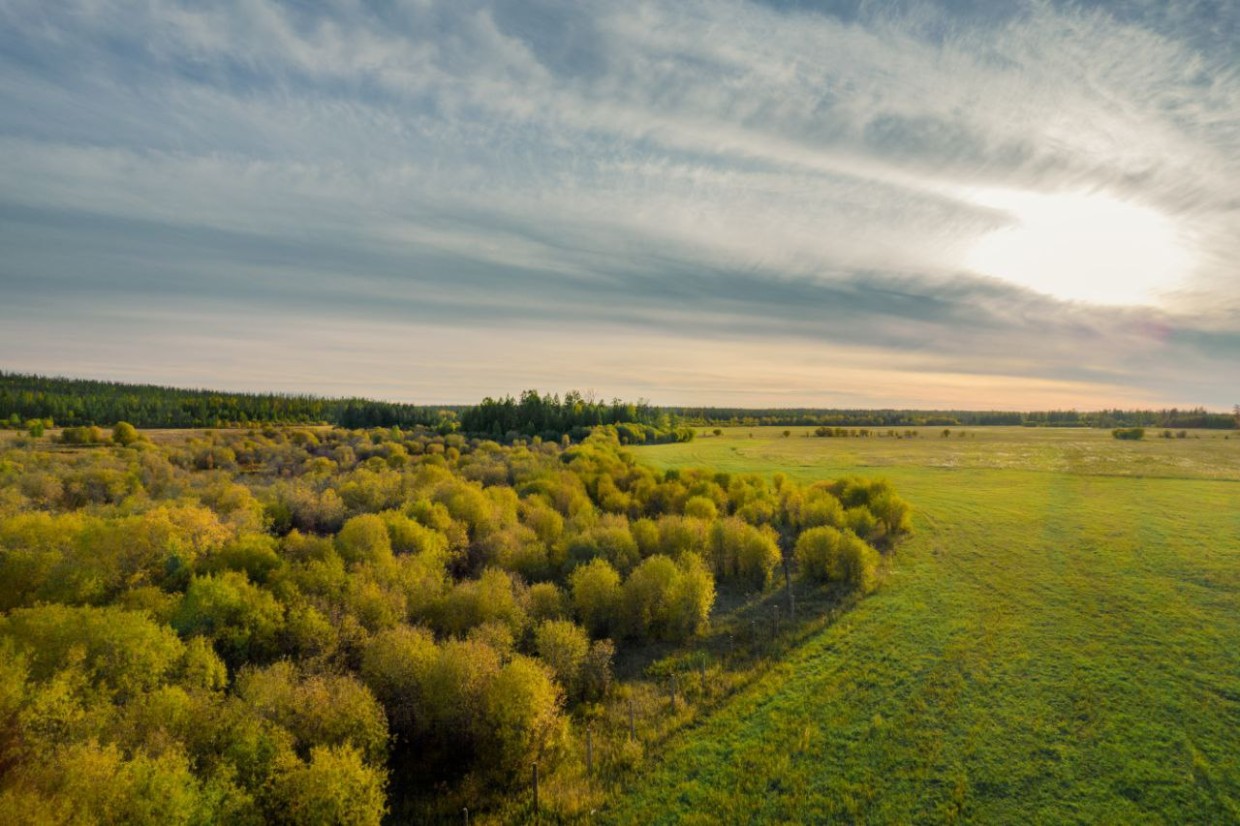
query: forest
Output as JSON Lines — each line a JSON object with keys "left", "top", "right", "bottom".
{"left": 0, "top": 372, "right": 454, "bottom": 430}
{"left": 459, "top": 390, "right": 695, "bottom": 444}
{"left": 0, "top": 420, "right": 908, "bottom": 823}
{"left": 5, "top": 373, "right": 1234, "bottom": 436}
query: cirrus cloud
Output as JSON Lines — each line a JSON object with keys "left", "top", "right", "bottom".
{"left": 0, "top": 0, "right": 1236, "bottom": 407}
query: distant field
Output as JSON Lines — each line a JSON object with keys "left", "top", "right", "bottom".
{"left": 663, "top": 425, "right": 1240, "bottom": 480}
{"left": 607, "top": 426, "right": 1240, "bottom": 823}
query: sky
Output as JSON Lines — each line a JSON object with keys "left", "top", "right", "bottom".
{"left": 0, "top": 0, "right": 1237, "bottom": 409}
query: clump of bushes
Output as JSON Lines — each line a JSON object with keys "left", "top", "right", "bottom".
{"left": 1112, "top": 427, "right": 1145, "bottom": 440}
{"left": 794, "top": 526, "right": 880, "bottom": 593}
{"left": 0, "top": 419, "right": 910, "bottom": 822}
{"left": 59, "top": 425, "right": 109, "bottom": 445}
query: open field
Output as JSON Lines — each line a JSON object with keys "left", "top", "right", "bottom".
{"left": 668, "top": 425, "right": 1240, "bottom": 481}
{"left": 607, "top": 427, "right": 1240, "bottom": 823}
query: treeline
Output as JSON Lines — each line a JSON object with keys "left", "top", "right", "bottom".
{"left": 459, "top": 390, "right": 695, "bottom": 443}
{"left": 5, "top": 372, "right": 1235, "bottom": 436}
{"left": 0, "top": 422, "right": 908, "bottom": 822}
{"left": 0, "top": 374, "right": 695, "bottom": 442}
{"left": 0, "top": 371, "right": 454, "bottom": 430}
{"left": 674, "top": 406, "right": 1239, "bottom": 430}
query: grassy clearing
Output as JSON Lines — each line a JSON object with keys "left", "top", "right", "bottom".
{"left": 605, "top": 427, "right": 1240, "bottom": 823}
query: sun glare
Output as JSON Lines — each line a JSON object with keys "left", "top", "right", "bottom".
{"left": 963, "top": 189, "right": 1193, "bottom": 306}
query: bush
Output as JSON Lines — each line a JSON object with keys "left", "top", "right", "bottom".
{"left": 569, "top": 559, "right": 622, "bottom": 637}
{"left": 527, "top": 582, "right": 568, "bottom": 622}
{"left": 112, "top": 422, "right": 140, "bottom": 446}
{"left": 682, "top": 495, "right": 718, "bottom": 521}
{"left": 59, "top": 426, "right": 108, "bottom": 445}
{"left": 709, "top": 518, "right": 780, "bottom": 587}
{"left": 236, "top": 662, "right": 389, "bottom": 765}
{"left": 173, "top": 572, "right": 284, "bottom": 669}
{"left": 267, "top": 745, "right": 387, "bottom": 826}
{"left": 795, "top": 526, "right": 844, "bottom": 583}
{"left": 436, "top": 568, "right": 527, "bottom": 639}
{"left": 481, "top": 656, "right": 568, "bottom": 777}
{"left": 1112, "top": 427, "right": 1145, "bottom": 440}
{"left": 621, "top": 554, "right": 715, "bottom": 641}
{"left": 845, "top": 506, "right": 881, "bottom": 542}
{"left": 534, "top": 619, "right": 590, "bottom": 698}
{"left": 734, "top": 526, "right": 782, "bottom": 589}
{"left": 795, "top": 526, "right": 879, "bottom": 592}
{"left": 359, "top": 626, "right": 438, "bottom": 737}
{"left": 336, "top": 515, "right": 394, "bottom": 567}
{"left": 836, "top": 533, "right": 880, "bottom": 594}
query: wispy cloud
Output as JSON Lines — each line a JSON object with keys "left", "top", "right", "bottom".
{"left": 0, "top": 0, "right": 1237, "bottom": 406}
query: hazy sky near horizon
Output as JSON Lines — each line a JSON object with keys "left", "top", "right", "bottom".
{"left": 1, "top": 0, "right": 1237, "bottom": 409}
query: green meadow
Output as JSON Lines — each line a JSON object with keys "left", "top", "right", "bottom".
{"left": 608, "top": 427, "right": 1240, "bottom": 823}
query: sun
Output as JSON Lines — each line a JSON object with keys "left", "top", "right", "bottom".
{"left": 963, "top": 188, "right": 1193, "bottom": 306}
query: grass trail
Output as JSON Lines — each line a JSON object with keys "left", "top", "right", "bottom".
{"left": 606, "top": 430, "right": 1240, "bottom": 823}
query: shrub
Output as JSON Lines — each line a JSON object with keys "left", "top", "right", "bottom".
{"left": 795, "top": 527, "right": 878, "bottom": 591}
{"left": 569, "top": 559, "right": 622, "bottom": 637}
{"left": 534, "top": 619, "right": 590, "bottom": 698}
{"left": 795, "top": 526, "right": 845, "bottom": 583}
{"left": 845, "top": 506, "right": 881, "bottom": 542}
{"left": 112, "top": 422, "right": 140, "bottom": 446}
{"left": 682, "top": 495, "right": 718, "bottom": 521}
{"left": 267, "top": 745, "right": 387, "bottom": 826}
{"left": 437, "top": 568, "right": 527, "bottom": 639}
{"left": 709, "top": 517, "right": 780, "bottom": 587}
{"left": 621, "top": 554, "right": 715, "bottom": 641}
{"left": 59, "top": 426, "right": 107, "bottom": 445}
{"left": 173, "top": 572, "right": 284, "bottom": 669}
{"left": 336, "top": 515, "right": 394, "bottom": 567}
{"left": 481, "top": 656, "right": 568, "bottom": 777}
{"left": 836, "top": 533, "right": 880, "bottom": 594}
{"left": 527, "top": 582, "right": 568, "bottom": 622}
{"left": 734, "top": 526, "right": 782, "bottom": 589}
{"left": 359, "top": 626, "right": 439, "bottom": 732}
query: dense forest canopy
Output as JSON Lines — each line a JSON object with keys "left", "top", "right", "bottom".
{"left": 0, "top": 420, "right": 907, "bottom": 822}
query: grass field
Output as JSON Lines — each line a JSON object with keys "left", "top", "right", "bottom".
{"left": 606, "top": 427, "right": 1240, "bottom": 824}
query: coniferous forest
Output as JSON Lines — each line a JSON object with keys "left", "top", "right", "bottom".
{"left": 0, "top": 372, "right": 451, "bottom": 430}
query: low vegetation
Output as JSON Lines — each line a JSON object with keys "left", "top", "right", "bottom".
{"left": 606, "top": 427, "right": 1240, "bottom": 822}
{"left": 1111, "top": 426, "right": 1146, "bottom": 440}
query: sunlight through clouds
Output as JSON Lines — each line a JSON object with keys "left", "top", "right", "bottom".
{"left": 963, "top": 188, "right": 1196, "bottom": 306}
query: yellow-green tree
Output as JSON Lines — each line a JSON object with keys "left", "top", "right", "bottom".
{"left": 267, "top": 745, "right": 387, "bottom": 826}
{"left": 534, "top": 619, "right": 589, "bottom": 698}
{"left": 111, "top": 421, "right": 140, "bottom": 446}
{"left": 568, "top": 558, "right": 622, "bottom": 637}
{"left": 481, "top": 655, "right": 568, "bottom": 777}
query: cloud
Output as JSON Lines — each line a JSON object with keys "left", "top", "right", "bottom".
{"left": 0, "top": 0, "right": 1237, "bottom": 407}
